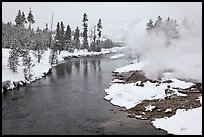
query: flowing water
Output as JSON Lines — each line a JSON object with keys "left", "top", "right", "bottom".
{"left": 2, "top": 53, "right": 167, "bottom": 135}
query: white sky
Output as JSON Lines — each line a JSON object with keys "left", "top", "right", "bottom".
{"left": 2, "top": 2, "right": 202, "bottom": 39}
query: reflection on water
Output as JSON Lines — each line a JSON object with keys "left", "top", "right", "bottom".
{"left": 74, "top": 59, "right": 80, "bottom": 73}
{"left": 55, "top": 57, "right": 102, "bottom": 80}
{"left": 65, "top": 61, "right": 72, "bottom": 75}
{"left": 83, "top": 58, "right": 88, "bottom": 77}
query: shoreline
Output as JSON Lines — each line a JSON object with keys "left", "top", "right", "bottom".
{"left": 2, "top": 47, "right": 125, "bottom": 93}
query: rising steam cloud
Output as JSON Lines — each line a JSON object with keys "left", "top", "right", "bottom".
{"left": 125, "top": 17, "right": 202, "bottom": 82}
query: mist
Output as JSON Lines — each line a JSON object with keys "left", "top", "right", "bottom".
{"left": 124, "top": 16, "right": 202, "bottom": 82}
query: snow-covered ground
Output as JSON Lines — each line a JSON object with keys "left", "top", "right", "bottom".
{"left": 114, "top": 61, "right": 145, "bottom": 73}
{"left": 104, "top": 60, "right": 202, "bottom": 135}
{"left": 152, "top": 106, "right": 202, "bottom": 135}
{"left": 2, "top": 47, "right": 125, "bottom": 93}
{"left": 109, "top": 53, "right": 125, "bottom": 59}
{"left": 104, "top": 78, "right": 193, "bottom": 109}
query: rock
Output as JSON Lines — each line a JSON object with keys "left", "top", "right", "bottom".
{"left": 2, "top": 80, "right": 11, "bottom": 92}
{"left": 127, "top": 115, "right": 135, "bottom": 118}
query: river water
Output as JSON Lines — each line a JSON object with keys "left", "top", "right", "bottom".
{"left": 2, "top": 53, "right": 167, "bottom": 135}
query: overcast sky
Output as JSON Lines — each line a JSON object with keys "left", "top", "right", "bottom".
{"left": 2, "top": 2, "right": 202, "bottom": 40}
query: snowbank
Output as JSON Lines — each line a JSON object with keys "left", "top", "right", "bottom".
{"left": 104, "top": 78, "right": 194, "bottom": 109}
{"left": 109, "top": 53, "right": 125, "bottom": 59}
{"left": 114, "top": 61, "right": 145, "bottom": 73}
{"left": 152, "top": 107, "right": 202, "bottom": 135}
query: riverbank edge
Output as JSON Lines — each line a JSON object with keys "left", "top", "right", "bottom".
{"left": 2, "top": 47, "right": 124, "bottom": 94}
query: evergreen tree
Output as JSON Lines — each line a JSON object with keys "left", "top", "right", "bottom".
{"left": 59, "top": 21, "right": 65, "bottom": 54}
{"left": 90, "top": 26, "right": 97, "bottom": 51}
{"left": 154, "top": 15, "right": 162, "bottom": 29}
{"left": 27, "top": 8, "right": 35, "bottom": 30}
{"left": 96, "top": 19, "right": 103, "bottom": 52}
{"left": 146, "top": 19, "right": 154, "bottom": 31}
{"left": 42, "top": 23, "right": 50, "bottom": 48}
{"left": 82, "top": 13, "right": 89, "bottom": 49}
{"left": 64, "top": 24, "right": 72, "bottom": 51}
{"left": 22, "top": 45, "right": 33, "bottom": 80}
{"left": 45, "top": 23, "right": 48, "bottom": 31}
{"left": 54, "top": 22, "right": 61, "bottom": 53}
{"left": 73, "top": 26, "right": 80, "bottom": 50}
{"left": 15, "top": 10, "right": 22, "bottom": 26}
{"left": 49, "top": 43, "right": 58, "bottom": 66}
{"left": 33, "top": 27, "right": 45, "bottom": 63}
{"left": 97, "top": 19, "right": 102, "bottom": 40}
{"left": 7, "top": 39, "right": 20, "bottom": 73}
{"left": 21, "top": 12, "right": 27, "bottom": 27}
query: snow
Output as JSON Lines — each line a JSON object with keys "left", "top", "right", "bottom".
{"left": 105, "top": 60, "right": 202, "bottom": 135}
{"left": 2, "top": 47, "right": 124, "bottom": 93}
{"left": 114, "top": 61, "right": 145, "bottom": 73}
{"left": 152, "top": 107, "right": 202, "bottom": 135}
{"left": 110, "top": 79, "right": 125, "bottom": 83}
{"left": 104, "top": 79, "right": 194, "bottom": 109}
{"left": 197, "top": 96, "right": 202, "bottom": 104}
{"left": 164, "top": 108, "right": 172, "bottom": 113}
{"left": 109, "top": 53, "right": 125, "bottom": 59}
{"left": 145, "top": 105, "right": 156, "bottom": 112}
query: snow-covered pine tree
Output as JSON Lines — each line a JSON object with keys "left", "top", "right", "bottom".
{"left": 90, "top": 26, "right": 97, "bottom": 51}
{"left": 59, "top": 21, "right": 65, "bottom": 54}
{"left": 96, "top": 19, "right": 103, "bottom": 52}
{"left": 54, "top": 22, "right": 61, "bottom": 54}
{"left": 82, "top": 13, "right": 89, "bottom": 50}
{"left": 97, "top": 19, "right": 102, "bottom": 40}
{"left": 23, "top": 55, "right": 33, "bottom": 81}
{"left": 22, "top": 43, "right": 33, "bottom": 81}
{"left": 64, "top": 24, "right": 72, "bottom": 51}
{"left": 21, "top": 12, "right": 27, "bottom": 27}
{"left": 154, "top": 16, "right": 163, "bottom": 30}
{"left": 15, "top": 10, "right": 22, "bottom": 26}
{"left": 33, "top": 27, "right": 45, "bottom": 63}
{"left": 146, "top": 19, "right": 154, "bottom": 31}
{"left": 7, "top": 39, "right": 20, "bottom": 73}
{"left": 27, "top": 8, "right": 35, "bottom": 30}
{"left": 73, "top": 26, "right": 80, "bottom": 50}
{"left": 42, "top": 23, "right": 51, "bottom": 48}
{"left": 49, "top": 43, "right": 58, "bottom": 66}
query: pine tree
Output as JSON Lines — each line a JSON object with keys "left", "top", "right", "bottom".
{"left": 42, "top": 23, "right": 50, "bottom": 48}
{"left": 97, "top": 19, "right": 102, "bottom": 40}
{"left": 27, "top": 8, "right": 35, "bottom": 30}
{"left": 82, "top": 13, "right": 89, "bottom": 50}
{"left": 54, "top": 22, "right": 61, "bottom": 54}
{"left": 146, "top": 19, "right": 154, "bottom": 31}
{"left": 96, "top": 19, "right": 102, "bottom": 52}
{"left": 90, "top": 26, "right": 97, "bottom": 51}
{"left": 49, "top": 43, "right": 58, "bottom": 66}
{"left": 7, "top": 39, "right": 20, "bottom": 73}
{"left": 154, "top": 16, "right": 162, "bottom": 29}
{"left": 33, "top": 28, "right": 45, "bottom": 63}
{"left": 21, "top": 12, "right": 27, "bottom": 27}
{"left": 45, "top": 23, "right": 48, "bottom": 31}
{"left": 59, "top": 21, "right": 65, "bottom": 54}
{"left": 64, "top": 24, "right": 72, "bottom": 51}
{"left": 22, "top": 46, "right": 33, "bottom": 80}
{"left": 73, "top": 26, "right": 80, "bottom": 50}
{"left": 15, "top": 10, "right": 22, "bottom": 26}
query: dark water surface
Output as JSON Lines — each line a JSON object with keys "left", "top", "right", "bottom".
{"left": 2, "top": 54, "right": 168, "bottom": 135}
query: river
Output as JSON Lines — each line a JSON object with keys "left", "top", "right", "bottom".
{"left": 2, "top": 53, "right": 168, "bottom": 135}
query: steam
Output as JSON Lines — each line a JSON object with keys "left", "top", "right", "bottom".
{"left": 125, "top": 18, "right": 202, "bottom": 82}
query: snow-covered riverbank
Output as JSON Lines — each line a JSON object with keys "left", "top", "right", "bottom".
{"left": 104, "top": 59, "right": 202, "bottom": 135}
{"left": 2, "top": 47, "right": 125, "bottom": 93}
